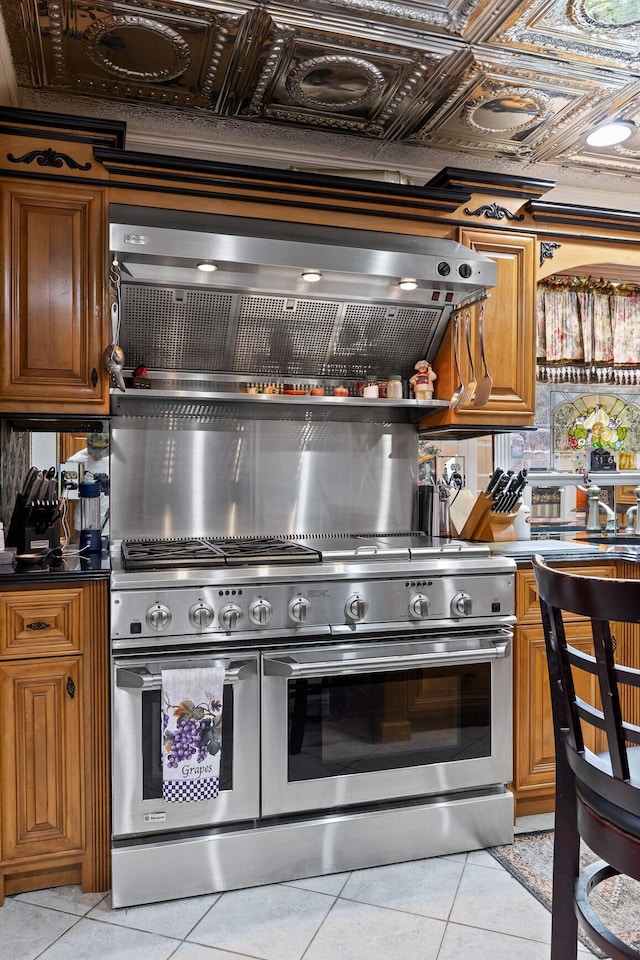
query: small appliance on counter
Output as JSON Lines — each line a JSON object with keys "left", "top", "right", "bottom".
{"left": 78, "top": 479, "right": 103, "bottom": 553}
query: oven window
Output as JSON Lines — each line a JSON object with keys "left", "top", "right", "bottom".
{"left": 287, "top": 665, "right": 492, "bottom": 781}
{"left": 141, "top": 686, "right": 233, "bottom": 800}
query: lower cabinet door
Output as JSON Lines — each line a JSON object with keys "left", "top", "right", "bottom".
{"left": 0, "top": 657, "right": 83, "bottom": 862}
{"left": 512, "top": 621, "right": 604, "bottom": 813}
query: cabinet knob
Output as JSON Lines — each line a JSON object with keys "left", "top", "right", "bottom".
{"left": 26, "top": 621, "right": 51, "bottom": 630}
{"left": 66, "top": 677, "right": 76, "bottom": 699}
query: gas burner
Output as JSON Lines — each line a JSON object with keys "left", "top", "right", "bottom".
{"left": 121, "top": 536, "right": 321, "bottom": 571}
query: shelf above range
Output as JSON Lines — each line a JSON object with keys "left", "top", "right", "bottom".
{"left": 110, "top": 375, "right": 450, "bottom": 424}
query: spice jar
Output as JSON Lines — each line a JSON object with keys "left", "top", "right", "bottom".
{"left": 362, "top": 376, "right": 379, "bottom": 398}
{"left": 386, "top": 375, "right": 403, "bottom": 399}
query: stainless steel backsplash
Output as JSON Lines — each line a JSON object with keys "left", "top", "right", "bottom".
{"left": 110, "top": 416, "right": 417, "bottom": 540}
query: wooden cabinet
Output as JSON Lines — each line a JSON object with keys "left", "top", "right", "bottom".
{"left": 0, "top": 180, "right": 108, "bottom": 414}
{"left": 425, "top": 228, "right": 537, "bottom": 431}
{"left": 511, "top": 563, "right": 614, "bottom": 817}
{"left": 0, "top": 581, "right": 109, "bottom": 903}
{"left": 0, "top": 657, "right": 84, "bottom": 863}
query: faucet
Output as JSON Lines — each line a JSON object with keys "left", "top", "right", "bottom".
{"left": 581, "top": 484, "right": 617, "bottom": 533}
{"left": 625, "top": 485, "right": 640, "bottom": 535}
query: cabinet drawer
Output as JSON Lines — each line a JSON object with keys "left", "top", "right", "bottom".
{"left": 516, "top": 564, "right": 615, "bottom": 623}
{"left": 0, "top": 588, "right": 84, "bottom": 658}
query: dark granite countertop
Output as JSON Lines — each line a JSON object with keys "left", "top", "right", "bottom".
{"left": 0, "top": 550, "right": 111, "bottom": 585}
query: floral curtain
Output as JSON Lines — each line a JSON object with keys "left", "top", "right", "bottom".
{"left": 537, "top": 277, "right": 624, "bottom": 365}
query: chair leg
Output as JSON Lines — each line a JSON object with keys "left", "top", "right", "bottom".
{"left": 551, "top": 754, "right": 580, "bottom": 960}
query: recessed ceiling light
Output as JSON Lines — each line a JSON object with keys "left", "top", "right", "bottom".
{"left": 301, "top": 270, "right": 322, "bottom": 282}
{"left": 398, "top": 278, "right": 418, "bottom": 291}
{"left": 586, "top": 122, "right": 635, "bottom": 147}
{"left": 196, "top": 261, "right": 217, "bottom": 272}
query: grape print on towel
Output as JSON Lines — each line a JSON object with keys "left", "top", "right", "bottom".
{"left": 161, "top": 666, "right": 224, "bottom": 802}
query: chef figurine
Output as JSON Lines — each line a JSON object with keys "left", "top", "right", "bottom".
{"left": 410, "top": 359, "right": 437, "bottom": 400}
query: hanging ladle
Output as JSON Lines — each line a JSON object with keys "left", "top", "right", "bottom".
{"left": 473, "top": 298, "right": 493, "bottom": 407}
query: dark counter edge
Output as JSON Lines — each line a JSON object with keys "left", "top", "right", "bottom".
{"left": 0, "top": 555, "right": 111, "bottom": 584}
{"left": 490, "top": 535, "right": 640, "bottom": 566}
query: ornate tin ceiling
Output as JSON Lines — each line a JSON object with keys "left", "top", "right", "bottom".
{"left": 3, "top": 0, "right": 640, "bottom": 179}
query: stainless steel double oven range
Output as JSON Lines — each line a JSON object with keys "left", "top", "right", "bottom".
{"left": 111, "top": 533, "right": 516, "bottom": 907}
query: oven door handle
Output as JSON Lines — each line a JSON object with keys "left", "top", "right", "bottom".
{"left": 115, "top": 658, "right": 257, "bottom": 690}
{"left": 262, "top": 639, "right": 509, "bottom": 678}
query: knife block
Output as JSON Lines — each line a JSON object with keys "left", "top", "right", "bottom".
{"left": 6, "top": 494, "right": 62, "bottom": 554}
{"left": 459, "top": 492, "right": 520, "bottom": 543}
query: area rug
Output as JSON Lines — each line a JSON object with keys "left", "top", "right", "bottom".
{"left": 488, "top": 829, "right": 640, "bottom": 957}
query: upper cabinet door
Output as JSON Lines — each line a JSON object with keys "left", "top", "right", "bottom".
{"left": 425, "top": 229, "right": 537, "bottom": 430}
{"left": 0, "top": 181, "right": 108, "bottom": 413}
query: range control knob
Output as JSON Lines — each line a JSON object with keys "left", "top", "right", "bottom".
{"left": 146, "top": 603, "right": 172, "bottom": 632}
{"left": 289, "top": 597, "right": 310, "bottom": 624}
{"left": 409, "top": 594, "right": 430, "bottom": 619}
{"left": 249, "top": 598, "right": 273, "bottom": 626}
{"left": 189, "top": 602, "right": 214, "bottom": 629}
{"left": 345, "top": 594, "right": 368, "bottom": 622}
{"left": 451, "top": 592, "right": 473, "bottom": 617}
{"left": 220, "top": 603, "right": 243, "bottom": 630}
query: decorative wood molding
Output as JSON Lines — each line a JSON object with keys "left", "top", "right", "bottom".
{"left": 463, "top": 202, "right": 525, "bottom": 222}
{"left": 539, "top": 241, "right": 562, "bottom": 266}
{"left": 7, "top": 147, "right": 92, "bottom": 170}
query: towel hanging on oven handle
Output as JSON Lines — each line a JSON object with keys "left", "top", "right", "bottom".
{"left": 115, "top": 658, "right": 257, "bottom": 689}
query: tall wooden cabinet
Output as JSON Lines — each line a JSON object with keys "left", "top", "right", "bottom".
{"left": 0, "top": 109, "right": 124, "bottom": 417}
{"left": 0, "top": 180, "right": 108, "bottom": 414}
{"left": 425, "top": 228, "right": 537, "bottom": 431}
{"left": 0, "top": 580, "right": 110, "bottom": 903}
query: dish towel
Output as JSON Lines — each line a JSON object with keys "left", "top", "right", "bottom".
{"left": 161, "top": 665, "right": 225, "bottom": 802}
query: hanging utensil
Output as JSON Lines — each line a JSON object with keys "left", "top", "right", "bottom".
{"left": 449, "top": 314, "right": 464, "bottom": 409}
{"left": 459, "top": 310, "right": 477, "bottom": 407}
{"left": 104, "top": 259, "right": 126, "bottom": 392}
{"left": 473, "top": 298, "right": 493, "bottom": 407}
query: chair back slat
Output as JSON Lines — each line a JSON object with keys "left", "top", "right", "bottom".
{"left": 591, "top": 617, "right": 629, "bottom": 781}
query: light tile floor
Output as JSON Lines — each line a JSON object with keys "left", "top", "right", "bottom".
{"left": 1, "top": 816, "right": 594, "bottom": 960}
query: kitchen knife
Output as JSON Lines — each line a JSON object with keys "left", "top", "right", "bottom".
{"left": 496, "top": 470, "right": 528, "bottom": 514}
{"left": 22, "top": 466, "right": 41, "bottom": 502}
{"left": 485, "top": 468, "right": 504, "bottom": 495}
{"left": 21, "top": 466, "right": 39, "bottom": 499}
{"left": 490, "top": 470, "right": 513, "bottom": 503}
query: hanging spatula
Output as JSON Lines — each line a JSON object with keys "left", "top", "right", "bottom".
{"left": 449, "top": 314, "right": 464, "bottom": 409}
{"left": 473, "top": 298, "right": 493, "bottom": 407}
{"left": 459, "top": 310, "right": 477, "bottom": 407}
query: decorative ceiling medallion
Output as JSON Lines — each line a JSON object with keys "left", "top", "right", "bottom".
{"left": 83, "top": 16, "right": 191, "bottom": 82}
{"left": 567, "top": 0, "right": 640, "bottom": 30}
{"left": 285, "top": 56, "right": 385, "bottom": 111}
{"left": 461, "top": 87, "right": 552, "bottom": 133}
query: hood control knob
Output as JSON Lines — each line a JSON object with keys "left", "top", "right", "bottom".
{"left": 345, "top": 595, "right": 368, "bottom": 622}
{"left": 458, "top": 263, "right": 473, "bottom": 278}
{"left": 409, "top": 594, "right": 430, "bottom": 619}
{"left": 189, "top": 602, "right": 214, "bottom": 629}
{"left": 249, "top": 598, "right": 273, "bottom": 626}
{"left": 220, "top": 603, "right": 243, "bottom": 630}
{"left": 437, "top": 261, "right": 451, "bottom": 276}
{"left": 146, "top": 603, "right": 172, "bottom": 632}
{"left": 289, "top": 597, "right": 310, "bottom": 623}
{"left": 451, "top": 592, "right": 472, "bottom": 616}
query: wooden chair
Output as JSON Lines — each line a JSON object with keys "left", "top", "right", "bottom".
{"left": 532, "top": 555, "right": 640, "bottom": 960}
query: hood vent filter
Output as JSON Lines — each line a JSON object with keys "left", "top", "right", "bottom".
{"left": 121, "top": 286, "right": 442, "bottom": 379}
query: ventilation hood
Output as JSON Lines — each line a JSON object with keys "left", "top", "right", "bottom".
{"left": 110, "top": 206, "right": 496, "bottom": 383}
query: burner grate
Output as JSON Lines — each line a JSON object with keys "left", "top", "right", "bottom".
{"left": 121, "top": 536, "right": 321, "bottom": 570}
